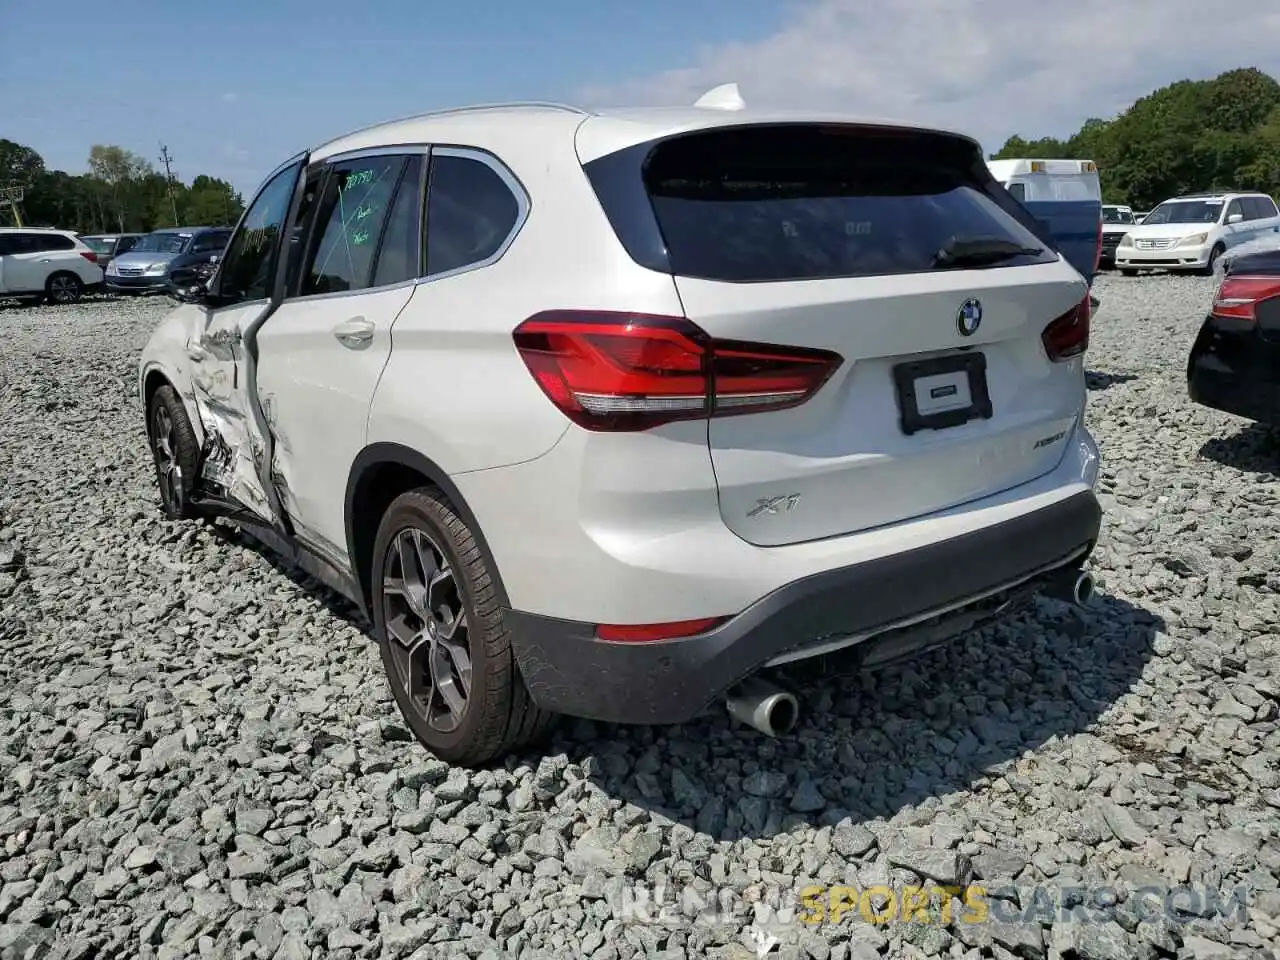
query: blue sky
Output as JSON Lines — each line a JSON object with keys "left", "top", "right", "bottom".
{"left": 0, "top": 0, "right": 786, "bottom": 198}
{"left": 3, "top": 0, "right": 1276, "bottom": 201}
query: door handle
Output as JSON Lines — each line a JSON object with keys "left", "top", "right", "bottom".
{"left": 333, "top": 317, "right": 374, "bottom": 347}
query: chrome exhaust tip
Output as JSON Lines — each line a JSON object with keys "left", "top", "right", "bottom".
{"left": 1044, "top": 568, "right": 1095, "bottom": 607}
{"left": 726, "top": 677, "right": 799, "bottom": 737}
{"left": 1073, "top": 571, "right": 1095, "bottom": 606}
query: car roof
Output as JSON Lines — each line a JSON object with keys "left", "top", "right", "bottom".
{"left": 0, "top": 227, "right": 79, "bottom": 237}
{"left": 308, "top": 99, "right": 983, "bottom": 167}
{"left": 1167, "top": 192, "right": 1264, "bottom": 201}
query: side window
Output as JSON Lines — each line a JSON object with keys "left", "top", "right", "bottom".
{"left": 40, "top": 234, "right": 76, "bottom": 252}
{"left": 301, "top": 155, "right": 405, "bottom": 296}
{"left": 1261, "top": 196, "right": 1280, "bottom": 220}
{"left": 1006, "top": 182, "right": 1027, "bottom": 202}
{"left": 0, "top": 235, "right": 13, "bottom": 256}
{"left": 424, "top": 152, "right": 523, "bottom": 277}
{"left": 6, "top": 234, "right": 39, "bottom": 254}
{"left": 1225, "top": 199, "right": 1244, "bottom": 223}
{"left": 372, "top": 155, "right": 424, "bottom": 287}
{"left": 216, "top": 161, "right": 301, "bottom": 304}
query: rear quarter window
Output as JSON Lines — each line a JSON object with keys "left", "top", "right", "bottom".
{"left": 588, "top": 124, "right": 1056, "bottom": 283}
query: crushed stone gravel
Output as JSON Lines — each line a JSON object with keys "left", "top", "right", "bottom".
{"left": 1, "top": 277, "right": 1278, "bottom": 960}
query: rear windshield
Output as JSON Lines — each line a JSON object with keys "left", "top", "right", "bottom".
{"left": 612, "top": 125, "right": 1056, "bottom": 283}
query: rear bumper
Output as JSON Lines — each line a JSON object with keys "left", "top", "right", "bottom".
{"left": 505, "top": 488, "right": 1102, "bottom": 725}
{"left": 1187, "top": 315, "right": 1280, "bottom": 425}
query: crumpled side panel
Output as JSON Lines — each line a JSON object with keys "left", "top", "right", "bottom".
{"left": 189, "top": 339, "right": 274, "bottom": 523}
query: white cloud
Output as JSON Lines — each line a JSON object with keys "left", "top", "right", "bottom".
{"left": 578, "top": 0, "right": 1280, "bottom": 155}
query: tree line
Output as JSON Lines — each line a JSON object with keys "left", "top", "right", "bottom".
{"left": 992, "top": 67, "right": 1280, "bottom": 210}
{"left": 0, "top": 139, "right": 245, "bottom": 234}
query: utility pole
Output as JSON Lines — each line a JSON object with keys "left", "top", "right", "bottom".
{"left": 159, "top": 143, "right": 180, "bottom": 226}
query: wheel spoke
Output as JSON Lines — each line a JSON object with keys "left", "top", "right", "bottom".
{"left": 426, "top": 566, "right": 453, "bottom": 615}
{"left": 430, "top": 643, "right": 468, "bottom": 720}
{"left": 386, "top": 611, "right": 420, "bottom": 650}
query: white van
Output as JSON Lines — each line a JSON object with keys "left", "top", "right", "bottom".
{"left": 1114, "top": 192, "right": 1280, "bottom": 275}
{"left": 987, "top": 159, "right": 1102, "bottom": 284}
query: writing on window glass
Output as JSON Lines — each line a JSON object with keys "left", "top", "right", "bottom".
{"left": 345, "top": 169, "right": 375, "bottom": 190}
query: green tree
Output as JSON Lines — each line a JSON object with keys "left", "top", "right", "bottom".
{"left": 0, "top": 138, "right": 250, "bottom": 232}
{"left": 0, "top": 138, "right": 44, "bottom": 185}
{"left": 991, "top": 66, "right": 1280, "bottom": 209}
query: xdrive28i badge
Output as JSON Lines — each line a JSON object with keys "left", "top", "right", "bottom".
{"left": 957, "top": 298, "right": 983, "bottom": 337}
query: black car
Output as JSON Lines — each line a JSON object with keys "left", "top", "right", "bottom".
{"left": 1187, "top": 247, "right": 1280, "bottom": 426}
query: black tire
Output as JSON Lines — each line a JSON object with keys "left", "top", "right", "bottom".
{"left": 1200, "top": 244, "right": 1225, "bottom": 277}
{"left": 147, "top": 385, "right": 201, "bottom": 520}
{"left": 44, "top": 272, "right": 83, "bottom": 305}
{"left": 371, "top": 487, "right": 555, "bottom": 766}
{"left": 1120, "top": 269, "right": 1138, "bottom": 277}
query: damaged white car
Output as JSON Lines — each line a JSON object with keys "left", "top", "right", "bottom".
{"left": 139, "top": 95, "right": 1102, "bottom": 766}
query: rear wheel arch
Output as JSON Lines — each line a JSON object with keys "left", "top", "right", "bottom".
{"left": 345, "top": 443, "right": 510, "bottom": 618}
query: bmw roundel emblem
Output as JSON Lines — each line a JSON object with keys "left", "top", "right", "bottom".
{"left": 957, "top": 298, "right": 983, "bottom": 337}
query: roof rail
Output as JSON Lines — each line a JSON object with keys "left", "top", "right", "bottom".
{"left": 317, "top": 101, "right": 592, "bottom": 149}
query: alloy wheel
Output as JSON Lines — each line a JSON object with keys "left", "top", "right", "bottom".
{"left": 381, "top": 526, "right": 473, "bottom": 733}
{"left": 49, "top": 276, "right": 78, "bottom": 303}
{"left": 151, "top": 404, "right": 183, "bottom": 512}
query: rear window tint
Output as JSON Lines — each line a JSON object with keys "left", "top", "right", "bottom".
{"left": 627, "top": 126, "right": 1056, "bottom": 283}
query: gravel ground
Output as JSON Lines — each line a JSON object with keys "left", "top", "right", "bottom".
{"left": 1, "top": 276, "right": 1279, "bottom": 960}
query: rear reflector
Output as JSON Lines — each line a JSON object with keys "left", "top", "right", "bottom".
{"left": 513, "top": 310, "right": 843, "bottom": 431}
{"left": 1042, "top": 293, "right": 1091, "bottom": 362}
{"left": 79, "top": 251, "right": 98, "bottom": 264}
{"left": 1211, "top": 275, "right": 1280, "bottom": 321}
{"left": 595, "top": 617, "right": 728, "bottom": 643}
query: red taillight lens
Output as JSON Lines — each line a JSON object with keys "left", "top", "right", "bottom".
{"left": 512, "top": 310, "right": 843, "bottom": 431}
{"left": 1211, "top": 276, "right": 1280, "bottom": 321}
{"left": 80, "top": 251, "right": 98, "bottom": 264}
{"left": 596, "top": 617, "right": 728, "bottom": 643}
{"left": 1042, "top": 292, "right": 1091, "bottom": 362}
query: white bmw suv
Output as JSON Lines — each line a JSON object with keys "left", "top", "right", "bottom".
{"left": 138, "top": 94, "right": 1103, "bottom": 765}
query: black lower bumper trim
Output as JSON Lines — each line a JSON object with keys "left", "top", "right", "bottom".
{"left": 504, "top": 490, "right": 1102, "bottom": 725}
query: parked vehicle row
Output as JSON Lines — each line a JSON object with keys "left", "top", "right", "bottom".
{"left": 0, "top": 225, "right": 233, "bottom": 305}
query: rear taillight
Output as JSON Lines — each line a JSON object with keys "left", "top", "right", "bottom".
{"left": 1042, "top": 293, "right": 1091, "bottom": 361}
{"left": 512, "top": 310, "right": 843, "bottom": 431}
{"left": 80, "top": 251, "right": 97, "bottom": 264}
{"left": 1211, "top": 275, "right": 1280, "bottom": 321}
